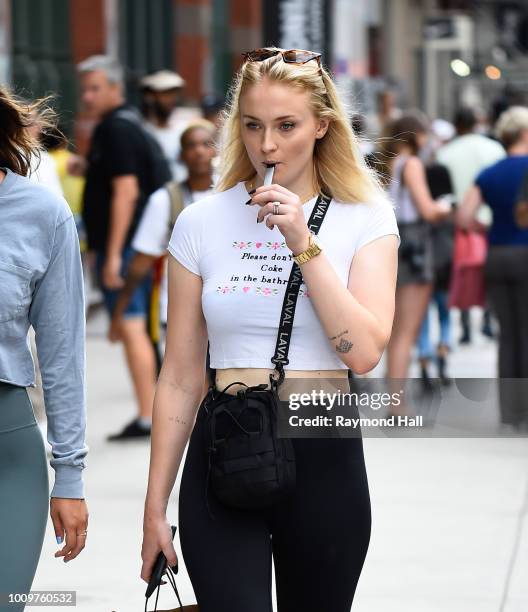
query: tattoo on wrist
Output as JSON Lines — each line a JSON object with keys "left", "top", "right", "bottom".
{"left": 329, "top": 329, "right": 348, "bottom": 341}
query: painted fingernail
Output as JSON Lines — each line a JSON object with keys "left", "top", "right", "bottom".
{"left": 56, "top": 536, "right": 63, "bottom": 544}
{"left": 245, "top": 198, "right": 253, "bottom": 205}
{"left": 248, "top": 188, "right": 256, "bottom": 195}
{"left": 257, "top": 217, "right": 261, "bottom": 223}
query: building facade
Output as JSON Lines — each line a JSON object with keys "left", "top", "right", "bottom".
{"left": 1, "top": 0, "right": 525, "bottom": 145}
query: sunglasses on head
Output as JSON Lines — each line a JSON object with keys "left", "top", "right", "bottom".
{"left": 242, "top": 48, "right": 323, "bottom": 74}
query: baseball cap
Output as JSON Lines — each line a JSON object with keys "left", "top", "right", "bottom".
{"left": 140, "top": 70, "right": 186, "bottom": 91}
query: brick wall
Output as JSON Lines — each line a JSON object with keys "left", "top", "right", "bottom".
{"left": 174, "top": 0, "right": 211, "bottom": 101}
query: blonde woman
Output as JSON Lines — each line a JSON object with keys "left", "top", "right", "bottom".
{"left": 141, "top": 47, "right": 400, "bottom": 611}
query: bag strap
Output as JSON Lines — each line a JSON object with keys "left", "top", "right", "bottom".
{"left": 144, "top": 564, "right": 184, "bottom": 612}
{"left": 269, "top": 192, "right": 332, "bottom": 388}
{"left": 113, "top": 107, "right": 143, "bottom": 126}
{"left": 166, "top": 180, "right": 186, "bottom": 230}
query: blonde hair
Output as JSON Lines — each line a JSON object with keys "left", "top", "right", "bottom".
{"left": 495, "top": 106, "right": 528, "bottom": 149}
{"left": 215, "top": 47, "right": 385, "bottom": 204}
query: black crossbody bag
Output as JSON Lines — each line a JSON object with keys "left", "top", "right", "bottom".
{"left": 201, "top": 193, "right": 332, "bottom": 516}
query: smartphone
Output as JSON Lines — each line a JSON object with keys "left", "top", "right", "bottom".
{"left": 145, "top": 524, "right": 177, "bottom": 599}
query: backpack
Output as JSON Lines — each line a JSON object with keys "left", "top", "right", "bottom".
{"left": 148, "top": 180, "right": 187, "bottom": 347}
{"left": 165, "top": 180, "right": 186, "bottom": 231}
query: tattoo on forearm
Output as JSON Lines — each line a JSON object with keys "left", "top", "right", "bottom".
{"left": 168, "top": 415, "right": 188, "bottom": 426}
{"left": 329, "top": 329, "right": 348, "bottom": 341}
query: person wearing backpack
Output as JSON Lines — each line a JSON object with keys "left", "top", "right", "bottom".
{"left": 75, "top": 55, "right": 172, "bottom": 440}
{"left": 108, "top": 120, "right": 216, "bottom": 358}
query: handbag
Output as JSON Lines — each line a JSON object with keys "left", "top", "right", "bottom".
{"left": 398, "top": 220, "right": 431, "bottom": 275}
{"left": 452, "top": 228, "right": 487, "bottom": 268}
{"left": 515, "top": 200, "right": 528, "bottom": 229}
{"left": 514, "top": 168, "right": 528, "bottom": 229}
{"left": 202, "top": 193, "right": 332, "bottom": 514}
{"left": 448, "top": 229, "right": 487, "bottom": 309}
{"left": 145, "top": 564, "right": 199, "bottom": 612}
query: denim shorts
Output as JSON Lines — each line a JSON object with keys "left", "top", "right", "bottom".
{"left": 95, "top": 246, "right": 152, "bottom": 318}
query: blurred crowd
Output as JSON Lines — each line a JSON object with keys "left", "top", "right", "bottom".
{"left": 364, "top": 93, "right": 528, "bottom": 432}
{"left": 27, "top": 55, "right": 528, "bottom": 437}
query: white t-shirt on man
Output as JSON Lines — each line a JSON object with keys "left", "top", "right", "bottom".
{"left": 132, "top": 185, "right": 214, "bottom": 323}
{"left": 167, "top": 181, "right": 400, "bottom": 371}
{"left": 143, "top": 122, "right": 188, "bottom": 182}
{"left": 437, "top": 133, "right": 505, "bottom": 225}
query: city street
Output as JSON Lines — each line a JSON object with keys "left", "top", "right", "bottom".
{"left": 30, "top": 306, "right": 528, "bottom": 612}
{"left": 2, "top": 2, "right": 528, "bottom": 611}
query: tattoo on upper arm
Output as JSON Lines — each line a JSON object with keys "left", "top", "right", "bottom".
{"left": 329, "top": 330, "right": 353, "bottom": 354}
{"left": 335, "top": 338, "right": 353, "bottom": 353}
{"left": 329, "top": 329, "right": 348, "bottom": 341}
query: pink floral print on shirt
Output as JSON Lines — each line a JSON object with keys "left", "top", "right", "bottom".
{"left": 232, "top": 241, "right": 253, "bottom": 249}
{"left": 255, "top": 287, "right": 279, "bottom": 296}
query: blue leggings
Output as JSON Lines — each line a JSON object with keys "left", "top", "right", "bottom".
{"left": 0, "top": 382, "right": 48, "bottom": 612}
{"left": 178, "top": 391, "right": 372, "bottom": 611}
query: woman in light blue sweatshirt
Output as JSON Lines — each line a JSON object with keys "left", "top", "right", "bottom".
{"left": 0, "top": 88, "right": 89, "bottom": 611}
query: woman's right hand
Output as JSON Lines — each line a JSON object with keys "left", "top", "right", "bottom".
{"left": 140, "top": 513, "right": 178, "bottom": 584}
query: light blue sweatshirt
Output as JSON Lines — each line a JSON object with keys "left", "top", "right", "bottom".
{"left": 0, "top": 167, "right": 88, "bottom": 498}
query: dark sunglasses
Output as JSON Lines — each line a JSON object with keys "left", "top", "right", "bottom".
{"left": 242, "top": 48, "right": 322, "bottom": 74}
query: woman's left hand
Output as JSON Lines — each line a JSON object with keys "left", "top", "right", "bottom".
{"left": 50, "top": 497, "right": 89, "bottom": 563}
{"left": 249, "top": 183, "right": 312, "bottom": 255}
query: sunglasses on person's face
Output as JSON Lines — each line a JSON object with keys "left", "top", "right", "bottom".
{"left": 242, "top": 48, "right": 322, "bottom": 74}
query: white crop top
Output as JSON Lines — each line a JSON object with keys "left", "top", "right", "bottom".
{"left": 167, "top": 181, "right": 400, "bottom": 370}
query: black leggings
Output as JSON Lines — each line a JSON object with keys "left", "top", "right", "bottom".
{"left": 179, "top": 392, "right": 372, "bottom": 612}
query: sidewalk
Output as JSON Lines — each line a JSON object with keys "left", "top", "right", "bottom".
{"left": 32, "top": 307, "right": 528, "bottom": 611}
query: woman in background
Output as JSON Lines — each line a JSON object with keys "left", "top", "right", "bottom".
{"left": 458, "top": 106, "right": 528, "bottom": 432}
{"left": 0, "top": 88, "right": 89, "bottom": 611}
{"left": 378, "top": 112, "right": 451, "bottom": 413}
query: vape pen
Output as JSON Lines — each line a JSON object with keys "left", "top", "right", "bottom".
{"left": 264, "top": 163, "right": 275, "bottom": 186}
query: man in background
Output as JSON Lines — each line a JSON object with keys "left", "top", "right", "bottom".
{"left": 108, "top": 120, "right": 217, "bottom": 398}
{"left": 76, "top": 55, "right": 171, "bottom": 440}
{"left": 108, "top": 119, "right": 217, "bottom": 348}
{"left": 140, "top": 69, "right": 191, "bottom": 182}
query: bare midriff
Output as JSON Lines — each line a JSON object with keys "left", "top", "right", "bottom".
{"left": 214, "top": 367, "right": 350, "bottom": 398}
